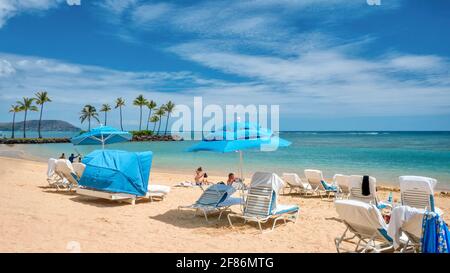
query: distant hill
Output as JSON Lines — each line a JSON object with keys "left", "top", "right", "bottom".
{"left": 0, "top": 120, "right": 81, "bottom": 132}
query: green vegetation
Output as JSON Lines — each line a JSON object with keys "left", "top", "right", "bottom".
{"left": 130, "top": 130, "right": 154, "bottom": 137}
{"left": 79, "top": 105, "right": 99, "bottom": 131}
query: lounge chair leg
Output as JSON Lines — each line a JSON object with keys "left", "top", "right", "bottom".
{"left": 218, "top": 209, "right": 226, "bottom": 221}
{"left": 203, "top": 210, "right": 209, "bottom": 222}
{"left": 258, "top": 221, "right": 263, "bottom": 233}
{"left": 272, "top": 219, "right": 278, "bottom": 231}
{"left": 227, "top": 214, "right": 234, "bottom": 229}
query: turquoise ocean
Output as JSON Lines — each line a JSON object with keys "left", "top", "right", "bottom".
{"left": 1, "top": 131, "right": 449, "bottom": 190}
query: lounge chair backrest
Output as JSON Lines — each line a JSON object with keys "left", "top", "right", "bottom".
{"left": 55, "top": 159, "right": 79, "bottom": 186}
{"left": 244, "top": 185, "right": 273, "bottom": 217}
{"left": 304, "top": 169, "right": 324, "bottom": 187}
{"left": 249, "top": 172, "right": 284, "bottom": 211}
{"left": 348, "top": 175, "right": 378, "bottom": 204}
{"left": 399, "top": 176, "right": 437, "bottom": 212}
{"left": 47, "top": 158, "right": 58, "bottom": 178}
{"left": 335, "top": 199, "right": 391, "bottom": 242}
{"left": 333, "top": 174, "right": 350, "bottom": 193}
{"left": 282, "top": 173, "right": 302, "bottom": 186}
{"left": 196, "top": 184, "right": 235, "bottom": 206}
{"left": 282, "top": 173, "right": 311, "bottom": 190}
{"left": 72, "top": 162, "right": 86, "bottom": 178}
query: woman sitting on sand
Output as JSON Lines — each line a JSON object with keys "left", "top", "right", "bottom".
{"left": 202, "top": 173, "right": 210, "bottom": 185}
{"left": 194, "top": 167, "right": 205, "bottom": 185}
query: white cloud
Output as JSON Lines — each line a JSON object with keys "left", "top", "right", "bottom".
{"left": 1, "top": 49, "right": 450, "bottom": 131}
{"left": 0, "top": 0, "right": 63, "bottom": 28}
{"left": 168, "top": 41, "right": 450, "bottom": 117}
{"left": 131, "top": 3, "right": 172, "bottom": 25}
{"left": 0, "top": 60, "right": 15, "bottom": 76}
{"left": 66, "top": 0, "right": 81, "bottom": 6}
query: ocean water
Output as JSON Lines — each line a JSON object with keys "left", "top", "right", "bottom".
{"left": 1, "top": 131, "right": 450, "bottom": 189}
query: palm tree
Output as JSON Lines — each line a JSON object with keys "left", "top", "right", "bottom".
{"left": 155, "top": 106, "right": 166, "bottom": 135}
{"left": 146, "top": 100, "right": 157, "bottom": 131}
{"left": 8, "top": 105, "right": 21, "bottom": 139}
{"left": 16, "top": 97, "right": 38, "bottom": 138}
{"left": 115, "top": 97, "right": 125, "bottom": 131}
{"left": 150, "top": 115, "right": 159, "bottom": 132}
{"left": 100, "top": 104, "right": 112, "bottom": 126}
{"left": 163, "top": 101, "right": 175, "bottom": 135}
{"left": 35, "top": 91, "right": 52, "bottom": 138}
{"left": 133, "top": 94, "right": 148, "bottom": 131}
{"left": 79, "top": 105, "right": 99, "bottom": 131}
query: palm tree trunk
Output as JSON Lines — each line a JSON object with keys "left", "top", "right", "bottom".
{"left": 153, "top": 121, "right": 157, "bottom": 132}
{"left": 88, "top": 117, "right": 91, "bottom": 131}
{"left": 38, "top": 104, "right": 43, "bottom": 138}
{"left": 23, "top": 110, "right": 27, "bottom": 138}
{"left": 119, "top": 106, "right": 123, "bottom": 131}
{"left": 11, "top": 112, "right": 15, "bottom": 139}
{"left": 164, "top": 114, "right": 170, "bottom": 135}
{"left": 146, "top": 110, "right": 152, "bottom": 131}
{"left": 157, "top": 115, "right": 162, "bottom": 135}
{"left": 104, "top": 112, "right": 107, "bottom": 126}
{"left": 139, "top": 106, "right": 143, "bottom": 131}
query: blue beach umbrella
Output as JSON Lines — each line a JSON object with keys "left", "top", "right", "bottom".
{"left": 71, "top": 126, "right": 132, "bottom": 149}
{"left": 187, "top": 122, "right": 291, "bottom": 179}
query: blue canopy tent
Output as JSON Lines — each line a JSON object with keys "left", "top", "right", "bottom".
{"left": 187, "top": 121, "right": 291, "bottom": 179}
{"left": 71, "top": 126, "right": 132, "bottom": 149}
{"left": 78, "top": 150, "right": 152, "bottom": 196}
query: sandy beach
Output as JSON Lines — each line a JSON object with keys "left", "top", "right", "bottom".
{"left": 0, "top": 156, "right": 449, "bottom": 253}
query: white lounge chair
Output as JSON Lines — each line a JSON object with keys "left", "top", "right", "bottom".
{"left": 178, "top": 184, "right": 242, "bottom": 222}
{"left": 46, "top": 158, "right": 70, "bottom": 190}
{"left": 333, "top": 174, "right": 350, "bottom": 199}
{"left": 387, "top": 205, "right": 426, "bottom": 253}
{"left": 227, "top": 172, "right": 299, "bottom": 233}
{"left": 77, "top": 185, "right": 170, "bottom": 205}
{"left": 282, "top": 173, "right": 316, "bottom": 196}
{"left": 77, "top": 184, "right": 171, "bottom": 205}
{"left": 334, "top": 199, "right": 397, "bottom": 253}
{"left": 399, "top": 176, "right": 442, "bottom": 215}
{"left": 55, "top": 159, "right": 80, "bottom": 191}
{"left": 147, "top": 184, "right": 171, "bottom": 201}
{"left": 348, "top": 175, "right": 391, "bottom": 209}
{"left": 304, "top": 169, "right": 339, "bottom": 199}
{"left": 72, "top": 162, "right": 85, "bottom": 178}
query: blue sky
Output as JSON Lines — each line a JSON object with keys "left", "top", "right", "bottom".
{"left": 0, "top": 0, "right": 450, "bottom": 131}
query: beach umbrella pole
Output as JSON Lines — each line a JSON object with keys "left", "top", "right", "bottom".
{"left": 239, "top": 150, "right": 243, "bottom": 180}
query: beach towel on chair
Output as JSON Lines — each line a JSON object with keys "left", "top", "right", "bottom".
{"left": 321, "top": 180, "right": 338, "bottom": 192}
{"left": 362, "top": 175, "right": 370, "bottom": 196}
{"left": 421, "top": 212, "right": 450, "bottom": 253}
{"left": 197, "top": 184, "right": 236, "bottom": 206}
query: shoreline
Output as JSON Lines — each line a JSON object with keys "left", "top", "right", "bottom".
{"left": 0, "top": 135, "right": 180, "bottom": 144}
{"left": 1, "top": 149, "right": 450, "bottom": 192}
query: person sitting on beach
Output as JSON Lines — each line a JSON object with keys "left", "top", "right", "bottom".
{"left": 194, "top": 167, "right": 204, "bottom": 185}
{"left": 78, "top": 156, "right": 83, "bottom": 163}
{"left": 68, "top": 153, "right": 79, "bottom": 163}
{"left": 59, "top": 153, "right": 66, "bottom": 159}
{"left": 202, "top": 173, "right": 210, "bottom": 185}
{"left": 227, "top": 173, "right": 238, "bottom": 186}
